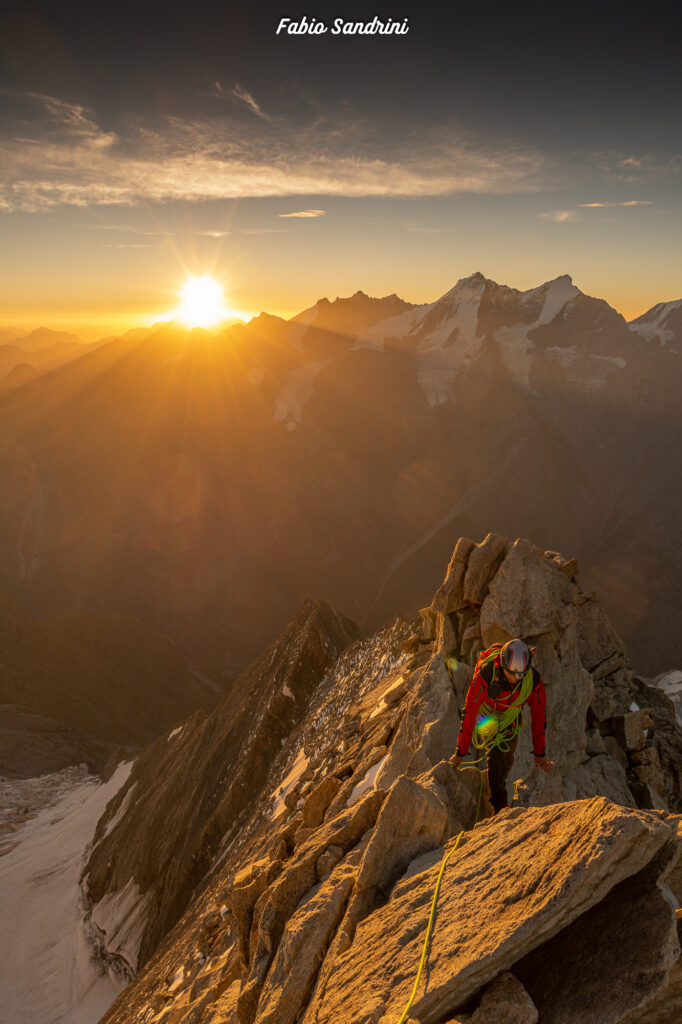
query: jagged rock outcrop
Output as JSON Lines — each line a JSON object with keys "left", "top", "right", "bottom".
{"left": 312, "top": 799, "right": 679, "bottom": 1024}
{"left": 631, "top": 676, "right": 682, "bottom": 811}
{"left": 89, "top": 535, "right": 682, "bottom": 1024}
{"left": 621, "top": 916, "right": 682, "bottom": 1023}
{"left": 428, "top": 532, "right": 681, "bottom": 813}
{"left": 82, "top": 599, "right": 361, "bottom": 975}
{"left": 647, "top": 670, "right": 682, "bottom": 726}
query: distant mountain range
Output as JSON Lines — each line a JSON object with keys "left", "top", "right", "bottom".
{"left": 0, "top": 327, "right": 93, "bottom": 394}
{"left": 0, "top": 273, "right": 680, "bottom": 674}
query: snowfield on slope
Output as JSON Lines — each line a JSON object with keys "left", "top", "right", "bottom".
{"left": 0, "top": 762, "right": 132, "bottom": 1024}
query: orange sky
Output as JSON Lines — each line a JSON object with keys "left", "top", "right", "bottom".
{"left": 1, "top": 199, "right": 677, "bottom": 342}
{"left": 1, "top": 6, "right": 680, "bottom": 340}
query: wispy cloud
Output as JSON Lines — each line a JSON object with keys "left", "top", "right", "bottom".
{"left": 539, "top": 210, "right": 577, "bottom": 222}
{"left": 0, "top": 91, "right": 118, "bottom": 150}
{"left": 278, "top": 209, "right": 326, "bottom": 218}
{"left": 230, "top": 84, "right": 272, "bottom": 120}
{"left": 0, "top": 91, "right": 552, "bottom": 213}
{"left": 592, "top": 151, "right": 682, "bottom": 184}
{"left": 579, "top": 200, "right": 653, "bottom": 207}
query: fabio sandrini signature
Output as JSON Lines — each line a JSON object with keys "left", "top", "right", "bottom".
{"left": 276, "top": 16, "right": 410, "bottom": 36}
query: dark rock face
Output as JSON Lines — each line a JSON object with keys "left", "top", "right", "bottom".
{"left": 0, "top": 274, "right": 679, "bottom": 675}
{"left": 82, "top": 599, "right": 361, "bottom": 971}
{"left": 631, "top": 676, "right": 682, "bottom": 812}
{"left": 514, "top": 843, "right": 680, "bottom": 1024}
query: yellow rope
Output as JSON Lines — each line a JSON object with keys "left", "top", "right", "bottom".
{"left": 396, "top": 767, "right": 484, "bottom": 1024}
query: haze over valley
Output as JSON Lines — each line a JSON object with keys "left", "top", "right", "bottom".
{"left": 1, "top": 271, "right": 680, "bottom": 723}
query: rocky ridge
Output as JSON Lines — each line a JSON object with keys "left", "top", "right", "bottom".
{"left": 86, "top": 533, "right": 682, "bottom": 1024}
{"left": 82, "top": 599, "right": 362, "bottom": 974}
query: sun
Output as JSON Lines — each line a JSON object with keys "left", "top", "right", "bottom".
{"left": 177, "top": 275, "right": 228, "bottom": 328}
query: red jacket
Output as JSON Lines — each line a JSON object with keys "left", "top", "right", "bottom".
{"left": 455, "top": 649, "right": 547, "bottom": 758}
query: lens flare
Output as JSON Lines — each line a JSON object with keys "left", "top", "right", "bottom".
{"left": 177, "top": 276, "right": 227, "bottom": 327}
{"left": 476, "top": 716, "right": 499, "bottom": 741}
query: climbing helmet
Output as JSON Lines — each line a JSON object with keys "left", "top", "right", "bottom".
{"left": 500, "top": 639, "right": 532, "bottom": 678}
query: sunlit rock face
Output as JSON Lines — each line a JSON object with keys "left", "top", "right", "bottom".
{"left": 0, "top": 274, "right": 680, "bottom": 678}
{"left": 85, "top": 534, "right": 682, "bottom": 1024}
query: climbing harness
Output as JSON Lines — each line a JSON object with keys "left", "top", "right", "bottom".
{"left": 471, "top": 667, "right": 534, "bottom": 755}
{"left": 396, "top": 765, "right": 485, "bottom": 1024}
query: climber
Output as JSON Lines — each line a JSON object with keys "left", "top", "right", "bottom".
{"left": 450, "top": 639, "right": 551, "bottom": 812}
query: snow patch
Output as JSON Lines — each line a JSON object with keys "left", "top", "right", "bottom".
{"left": 270, "top": 747, "right": 309, "bottom": 819}
{"left": 90, "top": 877, "right": 152, "bottom": 976}
{"left": 362, "top": 274, "right": 580, "bottom": 400}
{"left": 102, "top": 780, "right": 137, "bottom": 839}
{"left": 273, "top": 275, "right": 589, "bottom": 415}
{"left": 0, "top": 762, "right": 131, "bottom": 1024}
{"left": 493, "top": 278, "right": 579, "bottom": 389}
{"left": 533, "top": 275, "right": 580, "bottom": 325}
{"left": 0, "top": 764, "right": 91, "bottom": 847}
{"left": 354, "top": 276, "right": 486, "bottom": 406}
{"left": 629, "top": 299, "right": 682, "bottom": 347}
{"left": 168, "top": 725, "right": 184, "bottom": 741}
{"left": 282, "top": 684, "right": 294, "bottom": 700}
{"left": 273, "top": 360, "right": 330, "bottom": 423}
{"left": 167, "top": 966, "right": 185, "bottom": 992}
{"left": 346, "top": 754, "right": 389, "bottom": 808}
{"left": 369, "top": 675, "right": 404, "bottom": 719}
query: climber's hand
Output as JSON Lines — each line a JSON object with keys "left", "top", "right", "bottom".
{"left": 534, "top": 755, "right": 552, "bottom": 774}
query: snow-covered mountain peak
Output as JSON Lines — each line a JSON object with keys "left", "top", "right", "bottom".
{"left": 523, "top": 275, "right": 580, "bottom": 324}
{"left": 276, "top": 273, "right": 674, "bottom": 419}
{"left": 437, "top": 271, "right": 490, "bottom": 304}
{"left": 629, "top": 298, "right": 682, "bottom": 349}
